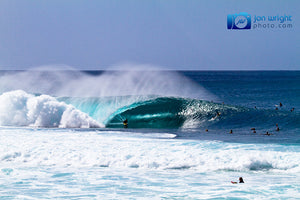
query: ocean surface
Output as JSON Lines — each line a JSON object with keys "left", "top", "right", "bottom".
{"left": 0, "top": 70, "right": 299, "bottom": 199}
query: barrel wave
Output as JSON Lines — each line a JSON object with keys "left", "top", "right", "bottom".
{"left": 105, "top": 97, "right": 299, "bottom": 129}
{"left": 106, "top": 97, "right": 187, "bottom": 128}
{"left": 0, "top": 90, "right": 298, "bottom": 130}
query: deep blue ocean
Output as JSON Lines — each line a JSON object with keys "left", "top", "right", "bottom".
{"left": 0, "top": 70, "right": 299, "bottom": 199}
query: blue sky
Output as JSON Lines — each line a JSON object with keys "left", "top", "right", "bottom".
{"left": 0, "top": 0, "right": 299, "bottom": 70}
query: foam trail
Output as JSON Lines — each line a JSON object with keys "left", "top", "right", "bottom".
{"left": 0, "top": 90, "right": 103, "bottom": 128}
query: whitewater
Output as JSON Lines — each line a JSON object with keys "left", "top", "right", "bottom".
{"left": 0, "top": 69, "right": 299, "bottom": 199}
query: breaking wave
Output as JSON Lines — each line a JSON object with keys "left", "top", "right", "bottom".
{"left": 0, "top": 90, "right": 103, "bottom": 128}
{"left": 0, "top": 90, "right": 298, "bottom": 130}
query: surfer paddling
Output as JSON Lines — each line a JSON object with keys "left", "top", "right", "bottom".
{"left": 231, "top": 177, "right": 244, "bottom": 184}
{"left": 239, "top": 177, "right": 244, "bottom": 183}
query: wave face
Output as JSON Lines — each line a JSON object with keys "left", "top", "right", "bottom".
{"left": 105, "top": 97, "right": 299, "bottom": 129}
{"left": 106, "top": 97, "right": 187, "bottom": 128}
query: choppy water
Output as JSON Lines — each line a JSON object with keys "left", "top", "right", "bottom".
{"left": 0, "top": 70, "right": 299, "bottom": 199}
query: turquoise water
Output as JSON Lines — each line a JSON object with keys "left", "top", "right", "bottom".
{"left": 0, "top": 70, "right": 299, "bottom": 199}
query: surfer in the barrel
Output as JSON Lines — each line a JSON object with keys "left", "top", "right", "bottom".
{"left": 212, "top": 111, "right": 221, "bottom": 120}
{"left": 123, "top": 119, "right": 128, "bottom": 128}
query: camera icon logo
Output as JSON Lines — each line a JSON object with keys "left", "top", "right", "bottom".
{"left": 227, "top": 12, "right": 251, "bottom": 29}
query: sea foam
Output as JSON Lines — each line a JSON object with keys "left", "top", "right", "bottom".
{"left": 0, "top": 90, "right": 103, "bottom": 128}
{"left": 1, "top": 128, "right": 299, "bottom": 174}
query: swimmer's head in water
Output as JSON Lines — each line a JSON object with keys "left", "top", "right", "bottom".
{"left": 239, "top": 177, "right": 244, "bottom": 183}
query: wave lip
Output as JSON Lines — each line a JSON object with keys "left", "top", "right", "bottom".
{"left": 0, "top": 90, "right": 103, "bottom": 128}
